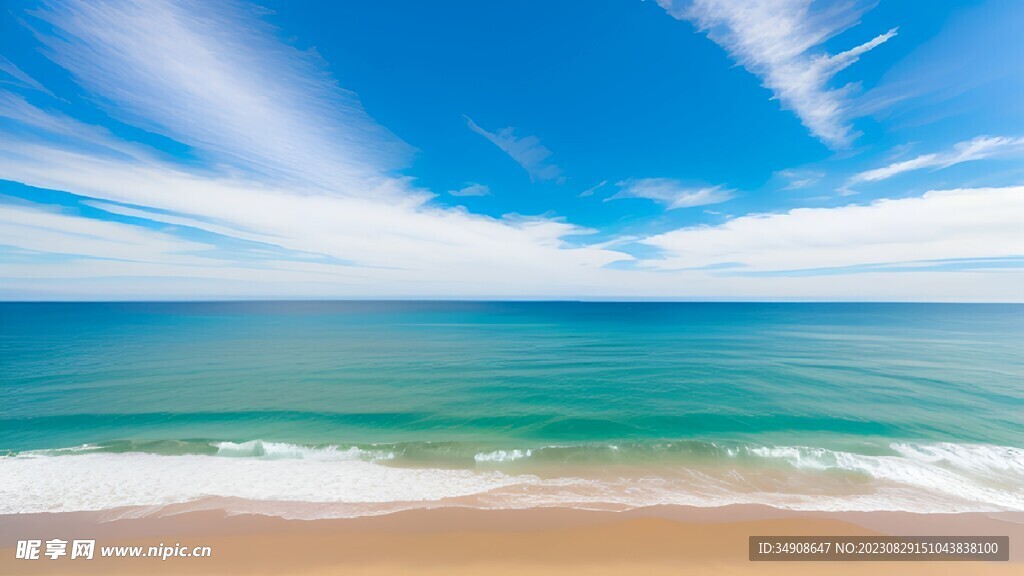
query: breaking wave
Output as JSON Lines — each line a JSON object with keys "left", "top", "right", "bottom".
{"left": 2, "top": 439, "right": 1021, "bottom": 518}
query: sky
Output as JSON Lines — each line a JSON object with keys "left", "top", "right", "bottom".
{"left": 0, "top": 0, "right": 1021, "bottom": 301}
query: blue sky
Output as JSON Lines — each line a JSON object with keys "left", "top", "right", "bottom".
{"left": 0, "top": 0, "right": 1021, "bottom": 300}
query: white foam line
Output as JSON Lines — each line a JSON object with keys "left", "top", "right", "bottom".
{"left": 213, "top": 440, "right": 395, "bottom": 461}
{"left": 2, "top": 441, "right": 1022, "bottom": 517}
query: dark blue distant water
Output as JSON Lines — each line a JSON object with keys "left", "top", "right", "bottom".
{"left": 1, "top": 302, "right": 1022, "bottom": 516}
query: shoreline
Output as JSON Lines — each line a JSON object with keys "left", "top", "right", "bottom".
{"left": 2, "top": 505, "right": 1021, "bottom": 574}
{"left": 6, "top": 439, "right": 1023, "bottom": 516}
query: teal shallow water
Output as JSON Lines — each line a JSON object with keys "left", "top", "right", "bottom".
{"left": 1, "top": 302, "right": 1022, "bottom": 515}
{"left": 3, "top": 301, "right": 1022, "bottom": 450}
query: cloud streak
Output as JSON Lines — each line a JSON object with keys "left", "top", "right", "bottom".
{"left": 0, "top": 0, "right": 628, "bottom": 296}
{"left": 0, "top": 202, "right": 217, "bottom": 265}
{"left": 577, "top": 180, "right": 607, "bottom": 198}
{"left": 28, "top": 0, "right": 410, "bottom": 195}
{"left": 0, "top": 57, "right": 57, "bottom": 98}
{"left": 775, "top": 169, "right": 824, "bottom": 190}
{"left": 607, "top": 178, "right": 735, "bottom": 210}
{"left": 0, "top": 0, "right": 1019, "bottom": 302}
{"left": 448, "top": 183, "right": 491, "bottom": 197}
{"left": 847, "top": 136, "right": 1024, "bottom": 187}
{"left": 659, "top": 0, "right": 896, "bottom": 148}
{"left": 465, "top": 116, "right": 564, "bottom": 182}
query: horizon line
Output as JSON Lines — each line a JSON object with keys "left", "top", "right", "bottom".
{"left": 1, "top": 298, "right": 1021, "bottom": 305}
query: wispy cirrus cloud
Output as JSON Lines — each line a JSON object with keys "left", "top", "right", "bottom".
{"left": 0, "top": 0, "right": 1020, "bottom": 302}
{"left": 0, "top": 202, "right": 216, "bottom": 265}
{"left": 658, "top": 0, "right": 896, "bottom": 148}
{"left": 775, "top": 169, "right": 824, "bottom": 190}
{"left": 846, "top": 135, "right": 1024, "bottom": 188}
{"left": 0, "top": 56, "right": 57, "bottom": 98}
{"left": 448, "top": 183, "right": 490, "bottom": 197}
{"left": 577, "top": 180, "right": 607, "bottom": 198}
{"left": 607, "top": 178, "right": 735, "bottom": 210}
{"left": 27, "top": 0, "right": 410, "bottom": 195}
{"left": 0, "top": 135, "right": 629, "bottom": 295}
{"left": 465, "top": 116, "right": 564, "bottom": 183}
{"left": 0, "top": 0, "right": 629, "bottom": 298}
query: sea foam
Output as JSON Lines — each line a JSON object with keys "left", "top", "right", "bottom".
{"left": 0, "top": 451, "right": 533, "bottom": 514}
{"left": 746, "top": 442, "right": 1024, "bottom": 510}
{"left": 474, "top": 449, "right": 532, "bottom": 463}
{"left": 213, "top": 440, "right": 394, "bottom": 461}
{"left": 2, "top": 441, "right": 1022, "bottom": 517}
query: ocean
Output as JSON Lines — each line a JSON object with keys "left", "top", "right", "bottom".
{"left": 1, "top": 301, "right": 1022, "bottom": 517}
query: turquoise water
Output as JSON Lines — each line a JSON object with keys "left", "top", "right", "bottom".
{"left": 1, "top": 302, "right": 1022, "bottom": 515}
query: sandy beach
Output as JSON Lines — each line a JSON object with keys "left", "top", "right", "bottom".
{"left": 2, "top": 505, "right": 1020, "bottom": 575}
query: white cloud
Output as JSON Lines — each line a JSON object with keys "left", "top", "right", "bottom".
{"left": 0, "top": 0, "right": 1020, "bottom": 302}
{"left": 0, "top": 56, "right": 57, "bottom": 98}
{"left": 465, "top": 116, "right": 564, "bottom": 182}
{"left": 0, "top": 142, "right": 626, "bottom": 278}
{"left": 640, "top": 186, "right": 1024, "bottom": 272}
{"left": 0, "top": 91, "right": 136, "bottom": 157}
{"left": 0, "top": 202, "right": 217, "bottom": 265}
{"left": 448, "top": 183, "right": 491, "bottom": 197}
{"left": 28, "top": 0, "right": 411, "bottom": 195}
{"left": 775, "top": 169, "right": 824, "bottom": 190}
{"left": 608, "top": 178, "right": 735, "bottom": 210}
{"left": 659, "top": 0, "right": 896, "bottom": 148}
{"left": 577, "top": 180, "right": 607, "bottom": 198}
{"left": 848, "top": 136, "right": 1024, "bottom": 186}
{"left": 0, "top": 0, "right": 630, "bottom": 296}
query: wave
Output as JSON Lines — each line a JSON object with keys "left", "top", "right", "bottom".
{"left": 746, "top": 442, "right": 1024, "bottom": 511}
{"left": 2, "top": 440, "right": 1022, "bottom": 517}
{"left": 213, "top": 440, "right": 395, "bottom": 462}
{"left": 474, "top": 449, "right": 533, "bottom": 463}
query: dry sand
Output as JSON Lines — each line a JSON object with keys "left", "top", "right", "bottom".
{"left": 2, "top": 505, "right": 1021, "bottom": 575}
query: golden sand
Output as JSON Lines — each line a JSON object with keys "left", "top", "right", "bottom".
{"left": 2, "top": 506, "right": 1020, "bottom": 575}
